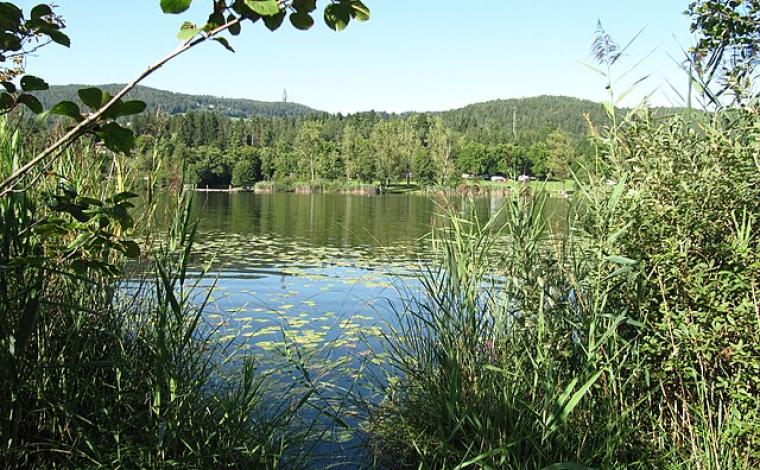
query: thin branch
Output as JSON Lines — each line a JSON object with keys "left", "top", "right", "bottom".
{"left": 5, "top": 39, "right": 54, "bottom": 60}
{"left": 0, "top": 17, "right": 242, "bottom": 197}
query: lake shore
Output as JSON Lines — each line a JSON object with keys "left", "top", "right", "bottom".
{"left": 191, "top": 179, "right": 574, "bottom": 196}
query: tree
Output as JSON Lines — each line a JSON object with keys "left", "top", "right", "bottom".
{"left": 544, "top": 129, "right": 575, "bottom": 180}
{"left": 399, "top": 116, "right": 422, "bottom": 184}
{"left": 428, "top": 117, "right": 455, "bottom": 185}
{"left": 502, "top": 143, "right": 529, "bottom": 176}
{"left": 258, "top": 145, "right": 275, "bottom": 180}
{"left": 370, "top": 120, "right": 403, "bottom": 187}
{"left": 340, "top": 124, "right": 359, "bottom": 180}
{"left": 188, "top": 145, "right": 231, "bottom": 187}
{"left": 231, "top": 153, "right": 261, "bottom": 188}
{"left": 316, "top": 140, "right": 343, "bottom": 180}
{"left": 528, "top": 141, "right": 549, "bottom": 177}
{"left": 295, "top": 120, "right": 324, "bottom": 181}
{"left": 412, "top": 149, "right": 435, "bottom": 185}
{"left": 688, "top": 0, "right": 760, "bottom": 103}
{"left": 353, "top": 135, "right": 374, "bottom": 182}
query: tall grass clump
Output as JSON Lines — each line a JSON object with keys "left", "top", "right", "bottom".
{"left": 366, "top": 103, "right": 759, "bottom": 468}
{"left": 588, "top": 103, "right": 760, "bottom": 466}
{"left": 0, "top": 118, "right": 309, "bottom": 467}
{"left": 366, "top": 185, "right": 651, "bottom": 468}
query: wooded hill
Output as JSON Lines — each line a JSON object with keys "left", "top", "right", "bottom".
{"left": 437, "top": 95, "right": 613, "bottom": 145}
{"left": 36, "top": 84, "right": 321, "bottom": 118}
{"left": 34, "top": 85, "right": 682, "bottom": 187}
{"left": 38, "top": 84, "right": 623, "bottom": 142}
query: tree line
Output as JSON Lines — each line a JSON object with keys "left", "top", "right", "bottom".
{"left": 124, "top": 95, "right": 603, "bottom": 188}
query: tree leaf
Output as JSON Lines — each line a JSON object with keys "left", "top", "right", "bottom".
{"left": 291, "top": 0, "right": 317, "bottom": 13}
{"left": 213, "top": 37, "right": 235, "bottom": 52}
{"left": 324, "top": 3, "right": 350, "bottom": 31}
{"left": 117, "top": 100, "right": 147, "bottom": 116}
{"left": 0, "top": 81, "right": 16, "bottom": 93}
{"left": 98, "top": 122, "right": 135, "bottom": 154}
{"left": 49, "top": 101, "right": 84, "bottom": 121}
{"left": 78, "top": 87, "right": 104, "bottom": 110}
{"left": 0, "top": 32, "right": 22, "bottom": 51}
{"left": 17, "top": 94, "right": 43, "bottom": 114}
{"left": 0, "top": 3, "right": 22, "bottom": 23}
{"left": 0, "top": 93, "right": 14, "bottom": 111}
{"left": 244, "top": 0, "right": 280, "bottom": 17}
{"left": 289, "top": 12, "right": 314, "bottom": 30}
{"left": 47, "top": 30, "right": 70, "bottom": 47}
{"left": 160, "top": 0, "right": 192, "bottom": 14}
{"left": 30, "top": 4, "right": 54, "bottom": 19}
{"left": 349, "top": 0, "right": 370, "bottom": 21}
{"left": 177, "top": 21, "right": 199, "bottom": 40}
{"left": 228, "top": 15, "right": 241, "bottom": 35}
{"left": 231, "top": 0, "right": 257, "bottom": 19}
{"left": 20, "top": 75, "right": 49, "bottom": 91}
{"left": 207, "top": 11, "right": 225, "bottom": 28}
{"left": 120, "top": 240, "right": 141, "bottom": 259}
{"left": 263, "top": 10, "right": 286, "bottom": 31}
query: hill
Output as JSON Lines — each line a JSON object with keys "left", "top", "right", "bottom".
{"left": 37, "top": 85, "right": 683, "bottom": 146}
{"left": 437, "top": 95, "right": 613, "bottom": 144}
{"left": 37, "top": 84, "right": 322, "bottom": 119}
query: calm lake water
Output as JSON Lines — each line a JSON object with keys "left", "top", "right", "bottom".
{"left": 189, "top": 192, "right": 508, "bottom": 350}
{"left": 184, "top": 191, "right": 563, "bottom": 466}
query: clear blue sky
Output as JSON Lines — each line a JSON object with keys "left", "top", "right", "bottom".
{"left": 20, "top": 1, "right": 695, "bottom": 113}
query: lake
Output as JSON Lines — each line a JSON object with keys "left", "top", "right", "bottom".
{"left": 184, "top": 191, "right": 562, "bottom": 466}
{"left": 189, "top": 191, "right": 510, "bottom": 352}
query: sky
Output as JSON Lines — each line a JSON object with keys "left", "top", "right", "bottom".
{"left": 19, "top": 1, "right": 696, "bottom": 114}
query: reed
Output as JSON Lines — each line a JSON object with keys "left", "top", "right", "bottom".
{"left": 0, "top": 118, "right": 313, "bottom": 468}
{"left": 365, "top": 101, "right": 759, "bottom": 468}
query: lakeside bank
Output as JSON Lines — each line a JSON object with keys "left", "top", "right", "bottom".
{"left": 191, "top": 179, "right": 575, "bottom": 197}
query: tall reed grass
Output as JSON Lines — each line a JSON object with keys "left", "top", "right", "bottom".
{"left": 0, "top": 118, "right": 314, "bottom": 467}
{"left": 365, "top": 101, "right": 759, "bottom": 468}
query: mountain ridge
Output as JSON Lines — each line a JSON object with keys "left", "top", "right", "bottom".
{"left": 36, "top": 84, "right": 323, "bottom": 119}
{"left": 38, "top": 84, "right": 620, "bottom": 119}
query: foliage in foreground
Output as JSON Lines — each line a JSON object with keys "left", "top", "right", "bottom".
{"left": 366, "top": 102, "right": 760, "bottom": 468}
{"left": 0, "top": 119, "right": 308, "bottom": 467}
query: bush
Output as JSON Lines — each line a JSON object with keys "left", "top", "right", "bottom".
{"left": 232, "top": 158, "right": 261, "bottom": 188}
{"left": 601, "top": 107, "right": 760, "bottom": 461}
{"left": 0, "top": 120, "right": 309, "bottom": 467}
{"left": 366, "top": 105, "right": 760, "bottom": 468}
{"left": 367, "top": 189, "right": 648, "bottom": 468}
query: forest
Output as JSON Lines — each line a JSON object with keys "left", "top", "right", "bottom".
{"left": 36, "top": 83, "right": 320, "bottom": 118}
{"left": 25, "top": 90, "right": 616, "bottom": 189}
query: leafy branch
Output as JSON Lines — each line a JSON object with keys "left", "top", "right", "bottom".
{"left": 0, "top": 0, "right": 370, "bottom": 197}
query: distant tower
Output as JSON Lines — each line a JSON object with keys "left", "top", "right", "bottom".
{"left": 282, "top": 89, "right": 288, "bottom": 103}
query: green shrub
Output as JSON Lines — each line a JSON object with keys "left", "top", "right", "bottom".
{"left": 367, "top": 189, "right": 651, "bottom": 468}
{"left": 366, "top": 105, "right": 760, "bottom": 468}
{"left": 600, "top": 106, "right": 760, "bottom": 461}
{"left": 232, "top": 158, "right": 261, "bottom": 188}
